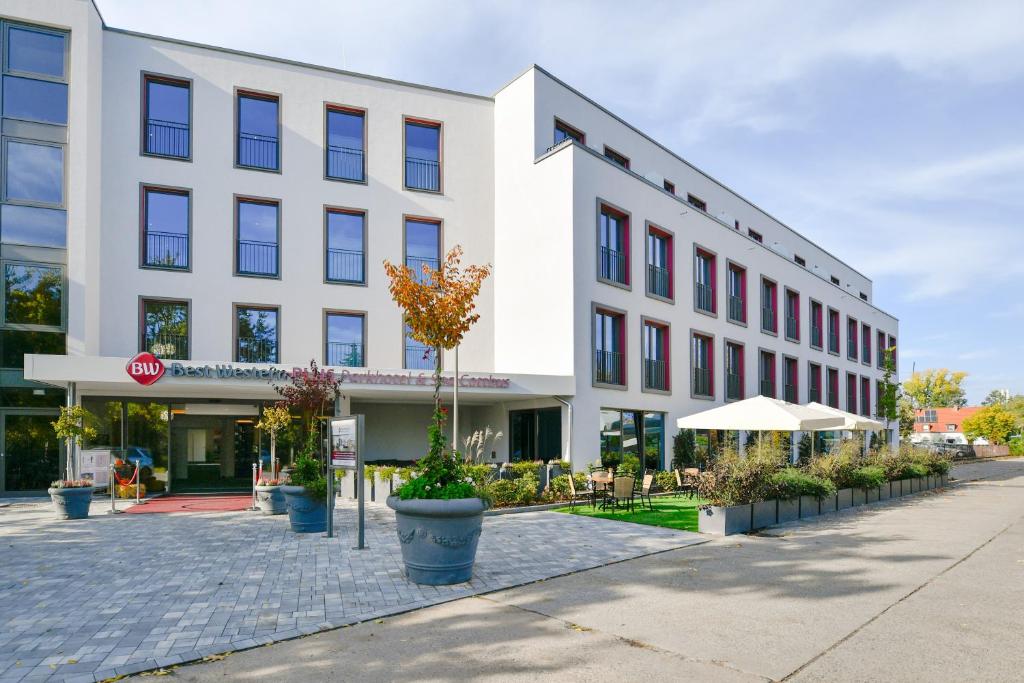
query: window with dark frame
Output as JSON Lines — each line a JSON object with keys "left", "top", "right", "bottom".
{"left": 877, "top": 330, "right": 887, "bottom": 369}
{"left": 748, "top": 228, "right": 763, "bottom": 243}
{"left": 761, "top": 278, "right": 777, "bottom": 333}
{"left": 142, "top": 75, "right": 189, "bottom": 159}
{"left": 405, "top": 117, "right": 441, "bottom": 191}
{"left": 687, "top": 194, "right": 707, "bottom": 212}
{"left": 794, "top": 254, "right": 806, "bottom": 267}
{"left": 141, "top": 299, "right": 188, "bottom": 360}
{"left": 830, "top": 275, "right": 840, "bottom": 286}
{"left": 236, "top": 91, "right": 279, "bottom": 170}
{"left": 142, "top": 186, "right": 189, "bottom": 269}
{"left": 692, "top": 332, "right": 713, "bottom": 397}
{"left": 404, "top": 321, "right": 435, "bottom": 370}
{"left": 236, "top": 198, "right": 279, "bottom": 277}
{"left": 603, "top": 146, "right": 629, "bottom": 169}
{"left": 847, "top": 316, "right": 858, "bottom": 360}
{"left": 646, "top": 226, "right": 671, "bottom": 299}
{"left": 846, "top": 372, "right": 858, "bottom": 413}
{"left": 784, "top": 356, "right": 798, "bottom": 403}
{"left": 810, "top": 300, "right": 823, "bottom": 348}
{"left": 725, "top": 341, "right": 744, "bottom": 401}
{"left": 663, "top": 179, "right": 675, "bottom": 194}
{"left": 235, "top": 305, "right": 279, "bottom": 363}
{"left": 828, "top": 308, "right": 840, "bottom": 353}
{"left": 326, "top": 106, "right": 365, "bottom": 182}
{"left": 405, "top": 217, "right": 441, "bottom": 284}
{"left": 325, "top": 209, "right": 365, "bottom": 284}
{"left": 553, "top": 118, "right": 584, "bottom": 145}
{"left": 808, "top": 362, "right": 822, "bottom": 403}
{"left": 727, "top": 263, "right": 746, "bottom": 323}
{"left": 598, "top": 204, "right": 629, "bottom": 286}
{"left": 694, "top": 248, "right": 716, "bottom": 314}
{"left": 594, "top": 308, "right": 625, "bottom": 386}
{"left": 759, "top": 350, "right": 776, "bottom": 398}
{"left": 325, "top": 311, "right": 364, "bottom": 367}
{"left": 784, "top": 288, "right": 799, "bottom": 341}
{"left": 642, "top": 321, "right": 669, "bottom": 391}
{"left": 827, "top": 367, "right": 839, "bottom": 408}
{"left": 861, "top": 322, "right": 872, "bottom": 365}
{"left": 3, "top": 23, "right": 68, "bottom": 127}
{"left": 861, "top": 376, "right": 871, "bottom": 417}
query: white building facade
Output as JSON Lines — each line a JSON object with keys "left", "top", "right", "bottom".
{"left": 2, "top": 0, "right": 897, "bottom": 493}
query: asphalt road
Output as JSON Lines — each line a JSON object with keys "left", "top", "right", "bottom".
{"left": 140, "top": 458, "right": 1024, "bottom": 682}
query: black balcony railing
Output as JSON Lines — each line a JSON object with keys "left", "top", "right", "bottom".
{"left": 693, "top": 366, "right": 712, "bottom": 396}
{"left": 848, "top": 337, "right": 858, "bottom": 359}
{"left": 594, "top": 349, "right": 624, "bottom": 385}
{"left": 760, "top": 379, "right": 775, "bottom": 398}
{"left": 727, "top": 372, "right": 742, "bottom": 400}
{"left": 327, "top": 342, "right": 364, "bottom": 367}
{"left": 728, "top": 295, "right": 745, "bottom": 322}
{"left": 829, "top": 331, "right": 839, "bottom": 353}
{"left": 406, "top": 255, "right": 440, "bottom": 283}
{"left": 405, "top": 345, "right": 435, "bottom": 370}
{"left": 643, "top": 358, "right": 667, "bottom": 391}
{"left": 786, "top": 316, "right": 799, "bottom": 340}
{"left": 237, "top": 336, "right": 277, "bottom": 363}
{"left": 695, "top": 282, "right": 714, "bottom": 313}
{"left": 145, "top": 333, "right": 188, "bottom": 360}
{"left": 809, "top": 387, "right": 821, "bottom": 403}
{"left": 144, "top": 231, "right": 188, "bottom": 269}
{"left": 145, "top": 119, "right": 189, "bottom": 158}
{"left": 863, "top": 342, "right": 871, "bottom": 364}
{"left": 762, "top": 307, "right": 776, "bottom": 332}
{"left": 784, "top": 383, "right": 797, "bottom": 403}
{"left": 326, "top": 248, "right": 365, "bottom": 283}
{"left": 238, "top": 240, "right": 278, "bottom": 276}
{"left": 327, "top": 145, "right": 365, "bottom": 181}
{"left": 828, "top": 390, "right": 838, "bottom": 409}
{"left": 811, "top": 324, "right": 823, "bottom": 348}
{"left": 648, "top": 264, "right": 670, "bottom": 298}
{"left": 599, "top": 246, "right": 627, "bottom": 284}
{"left": 405, "top": 157, "right": 440, "bottom": 191}
{"left": 238, "top": 132, "right": 279, "bottom": 170}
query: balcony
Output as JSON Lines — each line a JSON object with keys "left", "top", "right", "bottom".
{"left": 760, "top": 379, "right": 775, "bottom": 398}
{"left": 145, "top": 333, "right": 188, "bottom": 361}
{"left": 809, "top": 387, "right": 821, "bottom": 403}
{"left": 647, "top": 263, "right": 670, "bottom": 298}
{"left": 695, "top": 282, "right": 714, "bottom": 313}
{"left": 327, "top": 342, "right": 364, "bottom": 367}
{"left": 784, "top": 383, "right": 797, "bottom": 403}
{"left": 728, "top": 295, "right": 745, "bottom": 322}
{"left": 144, "top": 231, "right": 188, "bottom": 269}
{"left": 786, "top": 316, "right": 799, "bottom": 340}
{"left": 145, "top": 119, "right": 189, "bottom": 158}
{"left": 238, "top": 132, "right": 279, "bottom": 170}
{"left": 405, "top": 156, "right": 440, "bottom": 192}
{"left": 762, "top": 307, "right": 776, "bottom": 333}
{"left": 643, "top": 358, "right": 667, "bottom": 391}
{"left": 599, "top": 246, "right": 627, "bottom": 284}
{"left": 327, "top": 145, "right": 364, "bottom": 182}
{"left": 405, "top": 344, "right": 435, "bottom": 370}
{"left": 594, "top": 349, "right": 624, "bottom": 385}
{"left": 406, "top": 255, "right": 440, "bottom": 284}
{"left": 237, "top": 240, "right": 279, "bottom": 277}
{"left": 726, "top": 372, "right": 742, "bottom": 400}
{"left": 237, "top": 336, "right": 277, "bottom": 363}
{"left": 327, "top": 248, "right": 365, "bottom": 283}
{"left": 693, "top": 366, "right": 712, "bottom": 396}
{"left": 811, "top": 324, "right": 823, "bottom": 348}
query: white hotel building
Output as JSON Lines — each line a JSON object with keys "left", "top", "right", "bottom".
{"left": 0, "top": 0, "right": 897, "bottom": 494}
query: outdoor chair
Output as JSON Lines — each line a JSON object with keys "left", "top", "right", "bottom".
{"left": 602, "top": 475, "right": 635, "bottom": 512}
{"left": 637, "top": 473, "right": 655, "bottom": 510}
{"left": 566, "top": 473, "right": 595, "bottom": 510}
{"left": 683, "top": 467, "right": 702, "bottom": 499}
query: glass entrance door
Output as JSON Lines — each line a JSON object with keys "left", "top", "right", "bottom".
{"left": 1, "top": 412, "right": 61, "bottom": 492}
{"left": 509, "top": 408, "right": 561, "bottom": 462}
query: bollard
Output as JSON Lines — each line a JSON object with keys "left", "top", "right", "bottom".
{"left": 134, "top": 462, "right": 142, "bottom": 505}
{"left": 107, "top": 462, "right": 122, "bottom": 515}
{"left": 248, "top": 463, "right": 259, "bottom": 511}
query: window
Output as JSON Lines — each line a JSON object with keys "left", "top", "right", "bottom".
{"left": 600, "top": 410, "right": 665, "bottom": 473}
{"left": 827, "top": 307, "right": 840, "bottom": 354}
{"left": 692, "top": 332, "right": 713, "bottom": 398}
{"left": 694, "top": 247, "right": 716, "bottom": 314}
{"left": 663, "top": 179, "right": 675, "bottom": 194}
{"left": 4, "top": 140, "right": 63, "bottom": 205}
{"left": 325, "top": 208, "right": 365, "bottom": 284}
{"left": 827, "top": 367, "right": 839, "bottom": 408}
{"left": 830, "top": 275, "right": 840, "bottom": 286}
{"left": 727, "top": 262, "right": 746, "bottom": 323}
{"left": 748, "top": 228, "right": 763, "bottom": 243}
{"left": 860, "top": 292, "right": 868, "bottom": 301}
{"left": 784, "top": 288, "right": 799, "bottom": 341}
{"left": 860, "top": 377, "right": 871, "bottom": 417}
{"left": 593, "top": 307, "right": 625, "bottom": 386}
{"left": 861, "top": 322, "right": 871, "bottom": 365}
{"left": 946, "top": 424, "right": 956, "bottom": 432}
{"left": 810, "top": 300, "right": 823, "bottom": 349}
{"left": 847, "top": 316, "right": 858, "bottom": 360}
{"left": 236, "top": 91, "right": 279, "bottom": 171}
{"left": 603, "top": 146, "right": 629, "bottom": 169}
{"left": 325, "top": 311, "right": 365, "bottom": 367}
{"left": 808, "top": 362, "right": 822, "bottom": 403}
{"left": 404, "top": 322, "right": 436, "bottom": 370}
{"left": 0, "top": 204, "right": 66, "bottom": 247}
{"left": 141, "top": 186, "right": 189, "bottom": 270}
{"left": 725, "top": 341, "right": 744, "bottom": 401}
{"left": 235, "top": 305, "right": 279, "bottom": 363}
{"left": 3, "top": 262, "right": 61, "bottom": 327}
{"left": 141, "top": 299, "right": 188, "bottom": 360}
{"left": 326, "top": 106, "right": 365, "bottom": 182}
{"left": 642, "top": 319, "right": 669, "bottom": 392}
{"left": 760, "top": 278, "right": 777, "bottom": 333}
{"left": 846, "top": 372, "right": 858, "bottom": 413}
{"left": 646, "top": 225, "right": 672, "bottom": 300}
{"left": 783, "top": 356, "right": 798, "bottom": 403}
{"left": 598, "top": 204, "right": 629, "bottom": 286}
{"left": 734, "top": 220, "right": 740, "bottom": 230}
{"left": 794, "top": 254, "right": 806, "bottom": 267}
{"left": 2, "top": 24, "right": 68, "bottom": 126}
{"left": 142, "top": 75, "right": 190, "bottom": 159}
{"left": 404, "top": 117, "right": 441, "bottom": 192}
{"left": 235, "top": 198, "right": 279, "bottom": 277}
{"left": 553, "top": 118, "right": 584, "bottom": 145}
{"left": 919, "top": 409, "right": 937, "bottom": 423}
{"left": 405, "top": 217, "right": 441, "bottom": 284}
{"left": 876, "top": 330, "right": 886, "bottom": 369}
{"left": 759, "top": 350, "right": 776, "bottom": 398}
{"left": 888, "top": 335, "right": 897, "bottom": 371}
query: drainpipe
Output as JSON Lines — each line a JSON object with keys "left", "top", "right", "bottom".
{"left": 552, "top": 396, "right": 573, "bottom": 467}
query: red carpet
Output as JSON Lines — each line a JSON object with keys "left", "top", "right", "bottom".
{"left": 123, "top": 494, "right": 253, "bottom": 514}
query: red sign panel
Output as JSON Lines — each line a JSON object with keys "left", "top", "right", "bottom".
{"left": 126, "top": 352, "right": 165, "bottom": 385}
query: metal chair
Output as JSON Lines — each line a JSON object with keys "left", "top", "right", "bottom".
{"left": 566, "top": 473, "right": 594, "bottom": 510}
{"left": 683, "top": 468, "right": 701, "bottom": 499}
{"left": 637, "top": 473, "right": 655, "bottom": 510}
{"left": 604, "top": 475, "right": 635, "bottom": 512}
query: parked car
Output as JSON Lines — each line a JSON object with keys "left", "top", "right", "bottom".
{"left": 114, "top": 446, "right": 155, "bottom": 480}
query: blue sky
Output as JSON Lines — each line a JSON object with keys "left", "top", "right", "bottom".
{"left": 96, "top": 0, "right": 1024, "bottom": 402}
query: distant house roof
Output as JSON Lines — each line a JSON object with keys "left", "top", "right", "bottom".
{"left": 913, "top": 407, "right": 982, "bottom": 433}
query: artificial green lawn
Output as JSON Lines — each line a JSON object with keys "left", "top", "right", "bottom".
{"left": 553, "top": 495, "right": 708, "bottom": 532}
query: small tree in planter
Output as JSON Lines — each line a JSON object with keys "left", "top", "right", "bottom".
{"left": 382, "top": 245, "right": 492, "bottom": 585}
{"left": 49, "top": 405, "right": 97, "bottom": 520}
{"left": 255, "top": 402, "right": 292, "bottom": 515}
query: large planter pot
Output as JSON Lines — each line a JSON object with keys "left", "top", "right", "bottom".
{"left": 777, "top": 498, "right": 800, "bottom": 524}
{"left": 698, "top": 504, "right": 752, "bottom": 535}
{"left": 799, "top": 495, "right": 820, "bottom": 519}
{"left": 751, "top": 500, "right": 777, "bottom": 529}
{"left": 48, "top": 486, "right": 93, "bottom": 520}
{"left": 837, "top": 488, "right": 853, "bottom": 510}
{"left": 387, "top": 496, "right": 486, "bottom": 585}
{"left": 281, "top": 485, "right": 328, "bottom": 533}
{"left": 941, "top": 473, "right": 949, "bottom": 488}
{"left": 255, "top": 485, "right": 287, "bottom": 515}
{"left": 878, "top": 483, "right": 891, "bottom": 502}
{"left": 866, "top": 487, "right": 879, "bottom": 504}
{"left": 899, "top": 479, "right": 912, "bottom": 497}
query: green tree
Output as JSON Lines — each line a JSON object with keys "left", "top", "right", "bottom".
{"left": 903, "top": 368, "right": 968, "bottom": 409}
{"left": 961, "top": 405, "right": 1018, "bottom": 445}
{"left": 672, "top": 428, "right": 697, "bottom": 469}
{"left": 877, "top": 347, "right": 900, "bottom": 442}
{"left": 981, "top": 389, "right": 1010, "bottom": 406}
{"left": 897, "top": 396, "right": 916, "bottom": 440}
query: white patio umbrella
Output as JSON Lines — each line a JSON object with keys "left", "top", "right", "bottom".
{"left": 805, "top": 402, "right": 884, "bottom": 432}
{"left": 676, "top": 395, "right": 845, "bottom": 432}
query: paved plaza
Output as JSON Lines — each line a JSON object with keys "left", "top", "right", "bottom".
{"left": 0, "top": 497, "right": 704, "bottom": 682}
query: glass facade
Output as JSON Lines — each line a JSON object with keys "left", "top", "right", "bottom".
{"left": 236, "top": 306, "right": 279, "bottom": 363}
{"left": 142, "top": 299, "right": 189, "bottom": 360}
{"left": 325, "top": 312, "right": 364, "bottom": 367}
{"left": 599, "top": 409, "right": 664, "bottom": 472}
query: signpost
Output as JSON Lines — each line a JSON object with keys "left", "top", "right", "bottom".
{"left": 328, "top": 414, "right": 365, "bottom": 548}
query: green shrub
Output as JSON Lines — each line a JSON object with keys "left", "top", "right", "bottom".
{"left": 806, "top": 451, "right": 860, "bottom": 489}
{"left": 488, "top": 472, "right": 538, "bottom": 507}
{"left": 771, "top": 467, "right": 836, "bottom": 499}
{"left": 289, "top": 431, "right": 327, "bottom": 501}
{"left": 572, "top": 472, "right": 589, "bottom": 491}
{"left": 654, "top": 470, "right": 677, "bottom": 492}
{"left": 849, "top": 465, "right": 886, "bottom": 490}
{"left": 464, "top": 463, "right": 495, "bottom": 488}
{"left": 617, "top": 453, "right": 641, "bottom": 478}
{"left": 1010, "top": 437, "right": 1024, "bottom": 457}
{"left": 906, "top": 463, "right": 930, "bottom": 478}
{"left": 548, "top": 474, "right": 571, "bottom": 499}
{"left": 507, "top": 461, "right": 542, "bottom": 479}
{"left": 698, "top": 442, "right": 787, "bottom": 506}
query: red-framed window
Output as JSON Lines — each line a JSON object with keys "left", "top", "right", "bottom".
{"left": 603, "top": 146, "right": 630, "bottom": 169}
{"left": 810, "top": 300, "right": 824, "bottom": 348}
{"left": 694, "top": 247, "right": 716, "bottom": 314}
{"left": 642, "top": 320, "right": 670, "bottom": 391}
{"left": 827, "top": 367, "right": 839, "bottom": 408}
{"left": 809, "top": 362, "right": 822, "bottom": 403}
{"left": 888, "top": 334, "right": 897, "bottom": 372}
{"left": 646, "top": 225, "right": 673, "bottom": 299}
{"left": 748, "top": 228, "right": 763, "bottom": 243}
{"left": 847, "top": 316, "right": 858, "bottom": 360}
{"left": 725, "top": 341, "right": 744, "bottom": 401}
{"left": 759, "top": 350, "right": 776, "bottom": 398}
{"left": 761, "top": 278, "right": 778, "bottom": 333}
{"left": 692, "top": 332, "right": 714, "bottom": 398}
{"left": 846, "top": 371, "right": 858, "bottom": 413}
{"left": 876, "top": 330, "right": 887, "bottom": 369}
{"left": 783, "top": 356, "right": 798, "bottom": 403}
{"left": 598, "top": 204, "right": 630, "bottom": 286}
{"left": 861, "top": 376, "right": 871, "bottom": 417}
{"left": 554, "top": 118, "right": 585, "bottom": 145}
{"left": 861, "top": 322, "right": 872, "bottom": 365}
{"left": 727, "top": 263, "right": 747, "bottom": 323}
{"left": 784, "top": 288, "right": 800, "bottom": 341}
{"left": 594, "top": 307, "right": 626, "bottom": 386}
{"left": 828, "top": 308, "right": 840, "bottom": 353}
{"left": 663, "top": 179, "right": 675, "bottom": 194}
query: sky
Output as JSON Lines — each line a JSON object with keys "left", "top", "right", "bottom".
{"left": 95, "top": 0, "right": 1024, "bottom": 402}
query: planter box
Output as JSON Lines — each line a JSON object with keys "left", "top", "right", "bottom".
{"left": 799, "top": 495, "right": 820, "bottom": 519}
{"left": 751, "top": 500, "right": 777, "bottom": 529}
{"left": 878, "top": 483, "right": 891, "bottom": 501}
{"left": 851, "top": 488, "right": 867, "bottom": 506}
{"left": 837, "top": 488, "right": 854, "bottom": 510}
{"left": 777, "top": 498, "right": 800, "bottom": 524}
{"left": 941, "top": 473, "right": 949, "bottom": 488}
{"left": 928, "top": 474, "right": 938, "bottom": 489}
{"left": 820, "top": 493, "right": 838, "bottom": 514}
{"left": 698, "top": 504, "right": 752, "bottom": 535}
{"left": 866, "top": 487, "right": 879, "bottom": 504}
{"left": 911, "top": 477, "right": 922, "bottom": 493}
{"left": 899, "top": 479, "right": 912, "bottom": 496}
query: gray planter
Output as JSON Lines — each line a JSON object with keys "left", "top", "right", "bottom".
{"left": 927, "top": 474, "right": 937, "bottom": 489}
{"left": 899, "top": 479, "right": 912, "bottom": 496}
{"left": 911, "top": 477, "right": 922, "bottom": 493}
{"left": 852, "top": 488, "right": 866, "bottom": 506}
{"left": 281, "top": 485, "right": 328, "bottom": 533}
{"left": 866, "top": 487, "right": 879, "bottom": 504}
{"left": 751, "top": 500, "right": 777, "bottom": 529}
{"left": 255, "top": 485, "right": 287, "bottom": 515}
{"left": 698, "top": 504, "right": 752, "bottom": 535}
{"left": 820, "top": 493, "right": 838, "bottom": 514}
{"left": 837, "top": 488, "right": 853, "bottom": 510}
{"left": 777, "top": 498, "right": 800, "bottom": 524}
{"left": 940, "top": 473, "right": 949, "bottom": 488}
{"left": 388, "top": 496, "right": 486, "bottom": 585}
{"left": 799, "top": 495, "right": 820, "bottom": 519}
{"left": 878, "top": 482, "right": 891, "bottom": 501}
{"left": 48, "top": 486, "right": 93, "bottom": 520}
